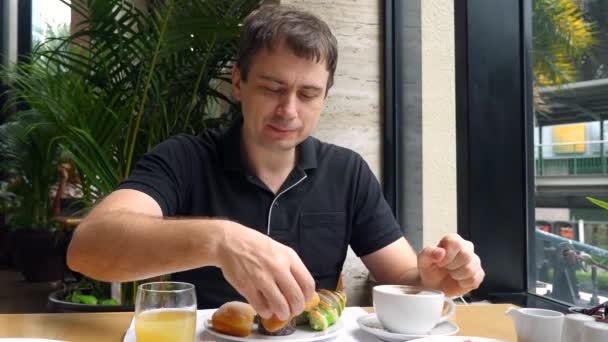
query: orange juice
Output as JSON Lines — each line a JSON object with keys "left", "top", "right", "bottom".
{"left": 135, "top": 308, "right": 196, "bottom": 342}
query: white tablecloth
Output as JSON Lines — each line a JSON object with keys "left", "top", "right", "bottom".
{"left": 123, "top": 307, "right": 372, "bottom": 342}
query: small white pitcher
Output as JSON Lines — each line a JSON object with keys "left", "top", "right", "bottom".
{"left": 506, "top": 307, "right": 564, "bottom": 342}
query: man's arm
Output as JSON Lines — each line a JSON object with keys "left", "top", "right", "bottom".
{"left": 361, "top": 234, "right": 485, "bottom": 297}
{"left": 360, "top": 237, "right": 420, "bottom": 285}
{"left": 67, "top": 189, "right": 222, "bottom": 281}
{"left": 67, "top": 189, "right": 315, "bottom": 320}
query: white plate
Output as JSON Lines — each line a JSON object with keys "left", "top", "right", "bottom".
{"left": 410, "top": 337, "right": 508, "bottom": 342}
{"left": 203, "top": 315, "right": 343, "bottom": 341}
{"left": 356, "top": 313, "right": 459, "bottom": 342}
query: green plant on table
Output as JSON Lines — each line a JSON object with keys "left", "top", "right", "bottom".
{"left": 64, "top": 277, "right": 118, "bottom": 306}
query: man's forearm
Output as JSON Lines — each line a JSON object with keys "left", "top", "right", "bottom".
{"left": 67, "top": 210, "right": 227, "bottom": 282}
{"left": 392, "top": 268, "right": 422, "bottom": 287}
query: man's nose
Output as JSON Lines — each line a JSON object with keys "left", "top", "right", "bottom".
{"left": 277, "top": 92, "right": 298, "bottom": 119}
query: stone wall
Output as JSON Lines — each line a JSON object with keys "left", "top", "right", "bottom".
{"left": 282, "top": 0, "right": 384, "bottom": 176}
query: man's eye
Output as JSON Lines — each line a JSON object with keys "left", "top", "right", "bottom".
{"left": 264, "top": 87, "right": 282, "bottom": 94}
{"left": 300, "top": 93, "right": 318, "bottom": 100}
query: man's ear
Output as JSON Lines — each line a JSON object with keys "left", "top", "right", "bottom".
{"left": 232, "top": 65, "right": 243, "bottom": 101}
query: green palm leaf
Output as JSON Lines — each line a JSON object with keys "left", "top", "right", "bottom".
{"left": 587, "top": 197, "right": 608, "bottom": 210}
{"left": 533, "top": 0, "right": 597, "bottom": 86}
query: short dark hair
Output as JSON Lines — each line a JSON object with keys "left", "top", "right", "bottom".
{"left": 236, "top": 4, "right": 338, "bottom": 91}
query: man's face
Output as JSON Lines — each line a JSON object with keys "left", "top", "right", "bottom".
{"left": 232, "top": 42, "right": 329, "bottom": 152}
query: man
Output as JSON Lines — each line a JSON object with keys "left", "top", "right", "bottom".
{"left": 67, "top": 4, "right": 484, "bottom": 321}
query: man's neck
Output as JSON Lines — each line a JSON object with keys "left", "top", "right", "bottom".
{"left": 242, "top": 137, "right": 297, "bottom": 194}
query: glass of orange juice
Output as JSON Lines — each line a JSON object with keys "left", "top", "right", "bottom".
{"left": 135, "top": 281, "right": 197, "bottom": 342}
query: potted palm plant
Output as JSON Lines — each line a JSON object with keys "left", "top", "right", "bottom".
{"left": 0, "top": 112, "right": 67, "bottom": 282}
{"left": 2, "top": 0, "right": 259, "bottom": 309}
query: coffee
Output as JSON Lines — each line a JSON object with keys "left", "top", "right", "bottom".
{"left": 403, "top": 289, "right": 421, "bottom": 295}
{"left": 378, "top": 286, "right": 434, "bottom": 296}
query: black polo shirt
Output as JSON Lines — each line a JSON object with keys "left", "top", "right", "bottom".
{"left": 117, "top": 119, "right": 403, "bottom": 308}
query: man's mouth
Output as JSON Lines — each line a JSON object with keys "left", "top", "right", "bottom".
{"left": 268, "top": 124, "right": 297, "bottom": 133}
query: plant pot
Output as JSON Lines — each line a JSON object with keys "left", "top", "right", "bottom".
{"left": 0, "top": 224, "right": 10, "bottom": 267}
{"left": 48, "top": 289, "right": 134, "bottom": 313}
{"left": 12, "top": 229, "right": 67, "bottom": 282}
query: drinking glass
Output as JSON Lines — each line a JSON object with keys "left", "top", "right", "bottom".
{"left": 135, "top": 281, "right": 197, "bottom": 342}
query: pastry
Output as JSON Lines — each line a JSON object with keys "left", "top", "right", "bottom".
{"left": 210, "top": 301, "right": 256, "bottom": 337}
{"left": 258, "top": 291, "right": 320, "bottom": 335}
{"left": 306, "top": 289, "right": 347, "bottom": 331}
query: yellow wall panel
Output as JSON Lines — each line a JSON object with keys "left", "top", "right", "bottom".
{"left": 552, "top": 124, "right": 586, "bottom": 154}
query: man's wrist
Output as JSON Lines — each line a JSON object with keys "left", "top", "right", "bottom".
{"left": 207, "top": 219, "right": 234, "bottom": 268}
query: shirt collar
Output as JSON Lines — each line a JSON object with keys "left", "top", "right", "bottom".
{"left": 220, "top": 118, "right": 318, "bottom": 172}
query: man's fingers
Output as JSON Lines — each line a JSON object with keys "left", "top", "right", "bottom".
{"left": 448, "top": 255, "right": 484, "bottom": 291}
{"left": 276, "top": 269, "right": 305, "bottom": 317}
{"left": 245, "top": 289, "right": 272, "bottom": 319}
{"left": 260, "top": 282, "right": 291, "bottom": 321}
{"left": 437, "top": 235, "right": 466, "bottom": 267}
{"left": 418, "top": 233, "right": 484, "bottom": 296}
{"left": 445, "top": 250, "right": 474, "bottom": 271}
{"left": 457, "top": 268, "right": 485, "bottom": 289}
{"left": 418, "top": 246, "right": 446, "bottom": 269}
{"left": 449, "top": 258, "right": 481, "bottom": 280}
{"left": 290, "top": 252, "right": 316, "bottom": 304}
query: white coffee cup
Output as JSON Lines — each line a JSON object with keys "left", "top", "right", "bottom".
{"left": 561, "top": 313, "right": 595, "bottom": 342}
{"left": 582, "top": 321, "right": 608, "bottom": 342}
{"left": 373, "top": 285, "right": 455, "bottom": 335}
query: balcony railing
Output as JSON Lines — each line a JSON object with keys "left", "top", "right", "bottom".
{"left": 535, "top": 229, "right": 608, "bottom": 306}
{"left": 535, "top": 140, "right": 608, "bottom": 176}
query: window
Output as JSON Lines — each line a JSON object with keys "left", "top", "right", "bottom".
{"left": 532, "top": 0, "right": 608, "bottom": 306}
{"left": 450, "top": 0, "right": 607, "bottom": 309}
{"left": 1, "top": 0, "right": 70, "bottom": 120}
{"left": 1, "top": 0, "right": 30, "bottom": 120}
{"left": 32, "top": 0, "right": 71, "bottom": 48}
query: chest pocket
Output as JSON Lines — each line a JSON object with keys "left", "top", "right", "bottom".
{"left": 299, "top": 212, "right": 347, "bottom": 277}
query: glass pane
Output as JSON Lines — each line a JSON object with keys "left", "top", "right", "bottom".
{"left": 532, "top": 0, "right": 608, "bottom": 306}
{"left": 32, "top": 0, "right": 70, "bottom": 47}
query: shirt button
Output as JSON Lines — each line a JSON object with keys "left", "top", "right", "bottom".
{"left": 274, "top": 201, "right": 279, "bottom": 207}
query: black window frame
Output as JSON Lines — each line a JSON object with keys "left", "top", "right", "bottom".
{"left": 384, "top": 0, "right": 571, "bottom": 310}
{"left": 454, "top": 0, "right": 533, "bottom": 302}
{"left": 17, "top": 0, "right": 32, "bottom": 61}
{"left": 382, "top": 0, "right": 401, "bottom": 221}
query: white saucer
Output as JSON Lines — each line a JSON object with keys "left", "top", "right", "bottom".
{"left": 410, "top": 337, "right": 507, "bottom": 342}
{"left": 356, "top": 313, "right": 459, "bottom": 342}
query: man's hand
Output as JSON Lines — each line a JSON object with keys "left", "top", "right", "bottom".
{"left": 417, "top": 233, "right": 485, "bottom": 297}
{"left": 217, "top": 221, "right": 315, "bottom": 321}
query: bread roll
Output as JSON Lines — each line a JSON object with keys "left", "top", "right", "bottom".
{"left": 211, "top": 301, "right": 255, "bottom": 337}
